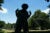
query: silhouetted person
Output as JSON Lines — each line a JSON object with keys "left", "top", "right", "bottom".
{"left": 15, "top": 4, "right": 31, "bottom": 33}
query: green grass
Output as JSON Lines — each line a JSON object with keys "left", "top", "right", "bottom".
{"left": 0, "top": 29, "right": 50, "bottom": 33}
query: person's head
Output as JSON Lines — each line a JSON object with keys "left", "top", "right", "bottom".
{"left": 22, "top": 4, "right": 28, "bottom": 10}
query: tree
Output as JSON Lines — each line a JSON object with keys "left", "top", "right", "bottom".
{"left": 28, "top": 10, "right": 41, "bottom": 30}
{"left": 28, "top": 9, "right": 49, "bottom": 30}
{"left": 4, "top": 23, "right": 15, "bottom": 29}
{"left": 0, "top": 21, "right": 5, "bottom": 29}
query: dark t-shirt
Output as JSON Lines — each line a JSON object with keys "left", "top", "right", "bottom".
{"left": 16, "top": 10, "right": 29, "bottom": 21}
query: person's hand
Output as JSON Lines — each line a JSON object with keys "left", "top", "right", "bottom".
{"left": 16, "top": 9, "right": 19, "bottom": 11}
{"left": 29, "top": 11, "right": 31, "bottom": 15}
{"left": 16, "top": 9, "right": 19, "bottom": 13}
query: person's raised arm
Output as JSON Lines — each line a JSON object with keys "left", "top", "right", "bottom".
{"left": 15, "top": 9, "right": 19, "bottom": 17}
{"left": 28, "top": 11, "right": 31, "bottom": 17}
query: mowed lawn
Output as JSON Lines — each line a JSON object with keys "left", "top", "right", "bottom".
{"left": 2, "top": 29, "right": 14, "bottom": 33}
{"left": 1, "top": 29, "right": 50, "bottom": 33}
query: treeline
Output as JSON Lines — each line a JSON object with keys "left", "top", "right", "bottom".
{"left": 0, "top": 9, "right": 50, "bottom": 30}
{"left": 0, "top": 21, "right": 15, "bottom": 30}
{"left": 4, "top": 23, "right": 15, "bottom": 29}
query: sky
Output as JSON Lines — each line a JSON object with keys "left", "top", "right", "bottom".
{"left": 0, "top": 0, "right": 50, "bottom": 23}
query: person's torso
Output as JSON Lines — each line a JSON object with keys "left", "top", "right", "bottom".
{"left": 17, "top": 10, "right": 29, "bottom": 20}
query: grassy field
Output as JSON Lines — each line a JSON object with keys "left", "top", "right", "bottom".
{"left": 0, "top": 29, "right": 50, "bottom": 33}
{"left": 1, "top": 29, "right": 14, "bottom": 33}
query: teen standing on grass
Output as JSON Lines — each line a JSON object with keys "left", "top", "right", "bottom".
{"left": 15, "top": 4, "right": 31, "bottom": 33}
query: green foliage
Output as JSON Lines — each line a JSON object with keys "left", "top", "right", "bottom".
{"left": 0, "top": 0, "right": 4, "bottom": 3}
{"left": 28, "top": 9, "right": 49, "bottom": 30}
{"left": 4, "top": 23, "right": 15, "bottom": 29}
{"left": 0, "top": 21, "right": 5, "bottom": 28}
{"left": 0, "top": 29, "right": 4, "bottom": 33}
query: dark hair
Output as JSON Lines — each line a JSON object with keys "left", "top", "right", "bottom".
{"left": 22, "top": 4, "right": 28, "bottom": 9}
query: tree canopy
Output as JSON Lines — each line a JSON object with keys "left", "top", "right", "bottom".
{"left": 28, "top": 9, "right": 49, "bottom": 30}
{"left": 0, "top": 21, "right": 5, "bottom": 28}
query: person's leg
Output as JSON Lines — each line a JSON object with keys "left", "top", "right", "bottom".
{"left": 23, "top": 22, "right": 28, "bottom": 33}
{"left": 15, "top": 21, "right": 22, "bottom": 33}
